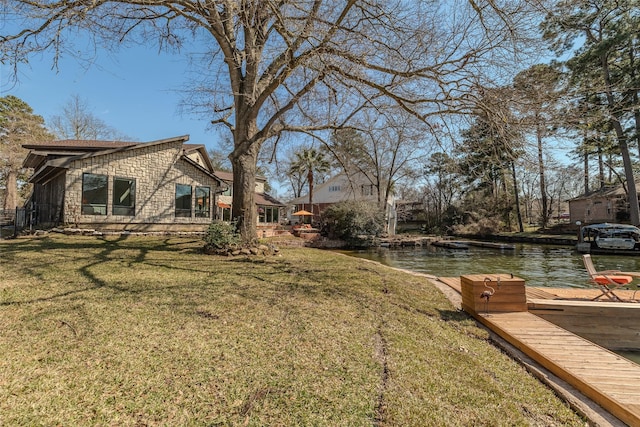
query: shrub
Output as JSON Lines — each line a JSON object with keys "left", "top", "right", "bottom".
{"left": 321, "top": 201, "right": 385, "bottom": 246}
{"left": 204, "top": 221, "right": 241, "bottom": 249}
{"left": 452, "top": 216, "right": 501, "bottom": 236}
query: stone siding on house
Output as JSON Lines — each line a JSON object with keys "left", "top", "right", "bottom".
{"left": 63, "top": 140, "right": 218, "bottom": 231}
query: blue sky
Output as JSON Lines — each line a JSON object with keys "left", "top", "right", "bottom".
{"left": 1, "top": 43, "right": 223, "bottom": 151}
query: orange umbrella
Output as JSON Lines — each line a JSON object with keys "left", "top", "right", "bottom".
{"left": 292, "top": 209, "right": 314, "bottom": 216}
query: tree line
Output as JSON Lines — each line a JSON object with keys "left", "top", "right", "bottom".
{"left": 277, "top": 0, "right": 640, "bottom": 235}
{"left": 2, "top": 1, "right": 639, "bottom": 238}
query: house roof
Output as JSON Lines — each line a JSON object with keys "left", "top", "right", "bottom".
{"left": 23, "top": 136, "right": 191, "bottom": 170}
{"left": 22, "top": 139, "right": 138, "bottom": 150}
{"left": 256, "top": 192, "right": 285, "bottom": 207}
{"left": 569, "top": 184, "right": 633, "bottom": 202}
{"left": 25, "top": 135, "right": 224, "bottom": 186}
{"left": 214, "top": 170, "right": 233, "bottom": 182}
{"left": 182, "top": 144, "right": 215, "bottom": 172}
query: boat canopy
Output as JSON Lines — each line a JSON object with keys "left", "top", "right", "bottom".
{"left": 577, "top": 223, "right": 640, "bottom": 252}
{"left": 581, "top": 223, "right": 640, "bottom": 234}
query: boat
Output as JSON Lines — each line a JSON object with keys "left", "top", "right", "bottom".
{"left": 576, "top": 223, "right": 640, "bottom": 255}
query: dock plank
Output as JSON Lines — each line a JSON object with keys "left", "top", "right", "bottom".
{"left": 476, "top": 311, "right": 640, "bottom": 426}
{"left": 435, "top": 277, "right": 640, "bottom": 424}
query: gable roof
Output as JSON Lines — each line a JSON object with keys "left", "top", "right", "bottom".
{"left": 569, "top": 183, "right": 635, "bottom": 202}
{"left": 22, "top": 139, "right": 137, "bottom": 150}
{"left": 25, "top": 135, "right": 223, "bottom": 185}
{"left": 183, "top": 143, "right": 215, "bottom": 172}
{"left": 214, "top": 170, "right": 233, "bottom": 182}
{"left": 23, "top": 136, "right": 200, "bottom": 169}
{"left": 256, "top": 192, "right": 285, "bottom": 206}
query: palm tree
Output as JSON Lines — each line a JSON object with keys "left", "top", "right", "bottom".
{"left": 289, "top": 148, "right": 330, "bottom": 213}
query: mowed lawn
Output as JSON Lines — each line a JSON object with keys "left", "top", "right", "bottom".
{"left": 0, "top": 234, "right": 584, "bottom": 426}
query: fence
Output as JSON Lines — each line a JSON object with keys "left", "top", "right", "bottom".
{"left": 0, "top": 204, "right": 62, "bottom": 237}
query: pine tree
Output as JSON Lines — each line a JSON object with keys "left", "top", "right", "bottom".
{"left": 0, "top": 96, "right": 53, "bottom": 210}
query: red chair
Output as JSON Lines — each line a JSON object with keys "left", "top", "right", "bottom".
{"left": 582, "top": 254, "right": 632, "bottom": 301}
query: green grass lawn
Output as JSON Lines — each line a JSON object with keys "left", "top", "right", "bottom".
{"left": 0, "top": 234, "right": 585, "bottom": 426}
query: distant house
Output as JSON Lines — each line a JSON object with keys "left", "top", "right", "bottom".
{"left": 22, "top": 136, "right": 224, "bottom": 232}
{"left": 568, "top": 184, "right": 638, "bottom": 224}
{"left": 213, "top": 170, "right": 286, "bottom": 236}
{"left": 288, "top": 172, "right": 396, "bottom": 233}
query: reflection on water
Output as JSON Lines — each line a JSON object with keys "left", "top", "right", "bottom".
{"left": 348, "top": 243, "right": 640, "bottom": 288}
{"left": 346, "top": 242, "right": 640, "bottom": 364}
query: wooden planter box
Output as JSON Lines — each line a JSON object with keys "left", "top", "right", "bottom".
{"left": 461, "top": 273, "right": 527, "bottom": 314}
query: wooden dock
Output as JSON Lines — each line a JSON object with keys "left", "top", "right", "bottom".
{"left": 431, "top": 240, "right": 469, "bottom": 249}
{"left": 465, "top": 241, "right": 516, "bottom": 250}
{"left": 475, "top": 311, "right": 640, "bottom": 427}
{"left": 437, "top": 276, "right": 640, "bottom": 426}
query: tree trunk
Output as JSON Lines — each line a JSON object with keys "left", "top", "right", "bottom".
{"left": 611, "top": 124, "right": 639, "bottom": 224}
{"left": 628, "top": 38, "right": 640, "bottom": 159}
{"left": 583, "top": 134, "right": 589, "bottom": 194}
{"left": 601, "top": 54, "right": 640, "bottom": 225}
{"left": 307, "top": 170, "right": 314, "bottom": 208}
{"left": 230, "top": 145, "right": 259, "bottom": 241}
{"left": 536, "top": 122, "right": 548, "bottom": 228}
{"left": 3, "top": 169, "right": 17, "bottom": 210}
{"left": 597, "top": 143, "right": 605, "bottom": 189}
{"left": 511, "top": 160, "right": 524, "bottom": 232}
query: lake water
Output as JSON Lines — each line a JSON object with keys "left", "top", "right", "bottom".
{"left": 347, "top": 243, "right": 640, "bottom": 288}
{"left": 345, "top": 242, "right": 640, "bottom": 364}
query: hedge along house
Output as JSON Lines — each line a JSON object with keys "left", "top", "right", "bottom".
{"left": 22, "top": 135, "right": 225, "bottom": 232}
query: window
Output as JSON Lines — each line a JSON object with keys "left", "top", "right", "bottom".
{"left": 195, "top": 186, "right": 210, "bottom": 218}
{"left": 221, "top": 207, "right": 231, "bottom": 221}
{"left": 82, "top": 173, "right": 108, "bottom": 215}
{"left": 113, "top": 177, "right": 136, "bottom": 216}
{"left": 361, "top": 184, "right": 374, "bottom": 196}
{"left": 222, "top": 186, "right": 232, "bottom": 196}
{"left": 258, "top": 206, "right": 279, "bottom": 223}
{"left": 329, "top": 185, "right": 341, "bottom": 192}
{"left": 175, "top": 184, "right": 192, "bottom": 217}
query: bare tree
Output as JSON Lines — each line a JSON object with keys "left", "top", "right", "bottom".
{"left": 327, "top": 106, "right": 428, "bottom": 209}
{"left": 2, "top": 0, "right": 544, "bottom": 239}
{"left": 207, "top": 148, "right": 232, "bottom": 172}
{"left": 49, "top": 95, "right": 130, "bottom": 141}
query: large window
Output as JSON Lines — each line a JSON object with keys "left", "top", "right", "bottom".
{"left": 82, "top": 173, "right": 108, "bottom": 215}
{"left": 113, "top": 177, "right": 136, "bottom": 216}
{"left": 258, "top": 206, "right": 279, "bottom": 223}
{"left": 195, "top": 186, "right": 210, "bottom": 218}
{"left": 175, "top": 184, "right": 192, "bottom": 217}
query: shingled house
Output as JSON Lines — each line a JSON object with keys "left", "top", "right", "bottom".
{"left": 22, "top": 135, "right": 224, "bottom": 232}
